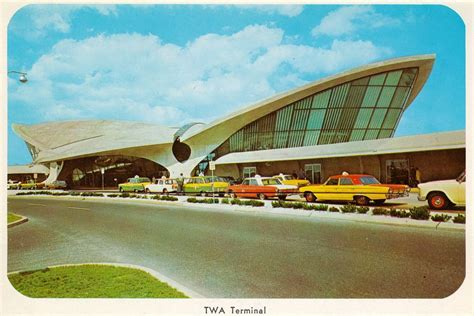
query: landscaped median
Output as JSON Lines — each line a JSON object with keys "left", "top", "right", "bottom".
{"left": 7, "top": 212, "right": 28, "bottom": 228}
{"left": 7, "top": 264, "right": 189, "bottom": 298}
{"left": 11, "top": 190, "right": 465, "bottom": 226}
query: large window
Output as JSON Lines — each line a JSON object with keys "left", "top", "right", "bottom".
{"left": 216, "top": 68, "right": 418, "bottom": 157}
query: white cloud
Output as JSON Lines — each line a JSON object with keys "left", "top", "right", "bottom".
{"left": 312, "top": 6, "right": 400, "bottom": 37}
{"left": 244, "top": 5, "right": 304, "bottom": 17}
{"left": 9, "top": 25, "right": 391, "bottom": 127}
{"left": 13, "top": 5, "right": 118, "bottom": 38}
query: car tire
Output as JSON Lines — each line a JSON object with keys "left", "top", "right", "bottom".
{"left": 229, "top": 191, "right": 237, "bottom": 199}
{"left": 374, "top": 199, "right": 386, "bottom": 205}
{"left": 258, "top": 193, "right": 266, "bottom": 200}
{"left": 163, "top": 189, "right": 168, "bottom": 196}
{"left": 304, "top": 192, "right": 316, "bottom": 203}
{"left": 355, "top": 196, "right": 369, "bottom": 206}
{"left": 145, "top": 188, "right": 150, "bottom": 194}
{"left": 427, "top": 192, "right": 451, "bottom": 210}
{"left": 278, "top": 195, "right": 287, "bottom": 201}
{"left": 200, "top": 191, "right": 207, "bottom": 197}
{"left": 119, "top": 187, "right": 123, "bottom": 193}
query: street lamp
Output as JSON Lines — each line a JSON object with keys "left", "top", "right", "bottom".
{"left": 8, "top": 71, "right": 28, "bottom": 83}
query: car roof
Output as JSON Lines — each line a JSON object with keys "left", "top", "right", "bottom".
{"left": 329, "top": 174, "right": 374, "bottom": 179}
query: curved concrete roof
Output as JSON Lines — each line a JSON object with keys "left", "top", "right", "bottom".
{"left": 181, "top": 54, "right": 435, "bottom": 145}
{"left": 13, "top": 120, "right": 177, "bottom": 163}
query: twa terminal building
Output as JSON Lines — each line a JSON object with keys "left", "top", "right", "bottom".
{"left": 11, "top": 55, "right": 465, "bottom": 188}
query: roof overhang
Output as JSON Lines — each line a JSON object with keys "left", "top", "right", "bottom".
{"left": 215, "top": 130, "right": 465, "bottom": 165}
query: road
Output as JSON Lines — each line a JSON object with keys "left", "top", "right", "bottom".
{"left": 8, "top": 197, "right": 465, "bottom": 298}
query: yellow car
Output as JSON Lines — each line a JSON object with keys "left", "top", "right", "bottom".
{"left": 299, "top": 174, "right": 397, "bottom": 205}
{"left": 118, "top": 177, "right": 151, "bottom": 192}
{"left": 183, "top": 176, "right": 229, "bottom": 196}
{"left": 273, "top": 174, "right": 310, "bottom": 187}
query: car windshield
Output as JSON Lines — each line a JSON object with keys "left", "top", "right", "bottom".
{"left": 359, "top": 176, "right": 380, "bottom": 185}
{"left": 262, "top": 178, "right": 281, "bottom": 185}
{"left": 285, "top": 175, "right": 295, "bottom": 180}
{"left": 204, "top": 177, "right": 222, "bottom": 183}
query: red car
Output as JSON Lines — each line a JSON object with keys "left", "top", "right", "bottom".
{"left": 227, "top": 176, "right": 298, "bottom": 200}
{"left": 326, "top": 173, "right": 410, "bottom": 197}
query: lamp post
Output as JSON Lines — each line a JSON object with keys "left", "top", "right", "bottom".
{"left": 8, "top": 71, "right": 28, "bottom": 83}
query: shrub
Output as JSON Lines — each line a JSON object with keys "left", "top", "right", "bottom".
{"left": 356, "top": 206, "right": 370, "bottom": 214}
{"left": 160, "top": 196, "right": 178, "bottom": 201}
{"left": 372, "top": 208, "right": 389, "bottom": 215}
{"left": 409, "top": 206, "right": 430, "bottom": 220}
{"left": 187, "top": 197, "right": 197, "bottom": 203}
{"left": 340, "top": 204, "right": 357, "bottom": 213}
{"left": 431, "top": 214, "right": 452, "bottom": 222}
{"left": 187, "top": 198, "right": 218, "bottom": 204}
{"left": 80, "top": 192, "right": 104, "bottom": 197}
{"left": 107, "top": 194, "right": 118, "bottom": 198}
{"left": 230, "top": 198, "right": 242, "bottom": 205}
{"left": 70, "top": 191, "right": 81, "bottom": 196}
{"left": 120, "top": 192, "right": 130, "bottom": 198}
{"left": 328, "top": 206, "right": 340, "bottom": 213}
{"left": 221, "top": 198, "right": 230, "bottom": 204}
{"left": 272, "top": 201, "right": 282, "bottom": 208}
{"left": 52, "top": 192, "right": 69, "bottom": 196}
{"left": 241, "top": 200, "right": 264, "bottom": 207}
{"left": 453, "top": 214, "right": 466, "bottom": 224}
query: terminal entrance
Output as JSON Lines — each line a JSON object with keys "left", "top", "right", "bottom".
{"left": 59, "top": 156, "right": 168, "bottom": 189}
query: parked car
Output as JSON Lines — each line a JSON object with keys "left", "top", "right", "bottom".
{"left": 118, "top": 177, "right": 151, "bottom": 192}
{"left": 299, "top": 174, "right": 399, "bottom": 205}
{"left": 418, "top": 171, "right": 466, "bottom": 210}
{"left": 332, "top": 173, "right": 410, "bottom": 197}
{"left": 19, "top": 180, "right": 45, "bottom": 190}
{"left": 145, "top": 178, "right": 178, "bottom": 194}
{"left": 183, "top": 176, "right": 229, "bottom": 196}
{"left": 46, "top": 180, "right": 68, "bottom": 190}
{"left": 227, "top": 175, "right": 298, "bottom": 200}
{"left": 273, "top": 174, "right": 310, "bottom": 187}
{"left": 7, "top": 180, "right": 20, "bottom": 190}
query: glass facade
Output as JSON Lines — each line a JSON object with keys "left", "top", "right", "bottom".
{"left": 216, "top": 68, "right": 418, "bottom": 157}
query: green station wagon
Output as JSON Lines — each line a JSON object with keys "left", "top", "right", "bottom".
{"left": 183, "top": 176, "right": 229, "bottom": 196}
{"left": 118, "top": 177, "right": 151, "bottom": 192}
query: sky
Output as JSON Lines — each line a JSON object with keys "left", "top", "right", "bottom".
{"left": 7, "top": 4, "right": 466, "bottom": 165}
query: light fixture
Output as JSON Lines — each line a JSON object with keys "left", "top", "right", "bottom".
{"left": 8, "top": 70, "right": 28, "bottom": 83}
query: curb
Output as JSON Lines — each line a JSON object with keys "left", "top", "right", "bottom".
{"left": 9, "top": 194, "right": 465, "bottom": 231}
{"left": 7, "top": 262, "right": 203, "bottom": 298}
{"left": 7, "top": 215, "right": 29, "bottom": 228}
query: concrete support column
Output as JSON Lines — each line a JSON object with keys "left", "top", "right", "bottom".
{"left": 43, "top": 161, "right": 64, "bottom": 184}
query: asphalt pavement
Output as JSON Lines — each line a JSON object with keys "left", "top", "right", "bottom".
{"left": 8, "top": 196, "right": 465, "bottom": 298}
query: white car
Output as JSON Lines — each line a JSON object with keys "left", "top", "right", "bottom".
{"left": 418, "top": 171, "right": 466, "bottom": 210}
{"left": 145, "top": 178, "right": 178, "bottom": 194}
{"left": 7, "top": 180, "right": 20, "bottom": 190}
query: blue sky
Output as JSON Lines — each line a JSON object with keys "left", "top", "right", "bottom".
{"left": 8, "top": 4, "right": 465, "bottom": 165}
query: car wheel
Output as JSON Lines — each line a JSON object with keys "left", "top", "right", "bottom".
{"left": 374, "top": 199, "right": 386, "bottom": 205}
{"left": 200, "top": 191, "right": 207, "bottom": 197}
{"left": 145, "top": 188, "right": 150, "bottom": 194}
{"left": 119, "top": 187, "right": 123, "bottom": 193}
{"left": 229, "top": 191, "right": 237, "bottom": 199}
{"left": 427, "top": 192, "right": 451, "bottom": 210}
{"left": 304, "top": 192, "right": 316, "bottom": 203}
{"left": 258, "top": 193, "right": 266, "bottom": 200}
{"left": 355, "top": 196, "right": 369, "bottom": 206}
{"left": 134, "top": 189, "right": 139, "bottom": 193}
{"left": 163, "top": 189, "right": 168, "bottom": 196}
{"left": 278, "top": 195, "right": 287, "bottom": 201}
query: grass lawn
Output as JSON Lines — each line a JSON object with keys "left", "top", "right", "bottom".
{"left": 8, "top": 265, "right": 188, "bottom": 298}
{"left": 7, "top": 213, "right": 22, "bottom": 224}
